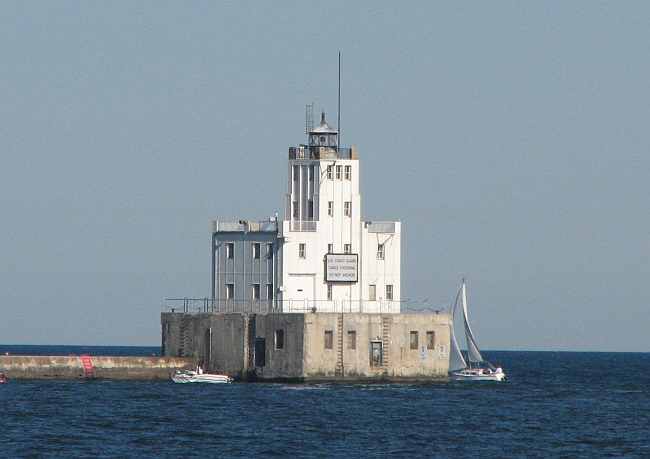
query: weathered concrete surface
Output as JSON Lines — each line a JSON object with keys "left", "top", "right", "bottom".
{"left": 0, "top": 356, "right": 194, "bottom": 380}
{"left": 162, "top": 311, "right": 451, "bottom": 381}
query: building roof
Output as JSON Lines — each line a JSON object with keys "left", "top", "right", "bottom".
{"left": 310, "top": 112, "right": 337, "bottom": 134}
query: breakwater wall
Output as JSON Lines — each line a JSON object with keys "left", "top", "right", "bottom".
{"left": 0, "top": 355, "right": 194, "bottom": 380}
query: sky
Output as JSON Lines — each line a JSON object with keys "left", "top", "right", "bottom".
{"left": 1, "top": 2, "right": 648, "bottom": 351}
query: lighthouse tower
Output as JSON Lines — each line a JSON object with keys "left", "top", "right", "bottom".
{"left": 278, "top": 112, "right": 400, "bottom": 313}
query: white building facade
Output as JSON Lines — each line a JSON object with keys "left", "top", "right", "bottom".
{"left": 211, "top": 112, "right": 401, "bottom": 314}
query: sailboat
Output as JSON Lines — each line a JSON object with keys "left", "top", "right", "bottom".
{"left": 449, "top": 279, "right": 506, "bottom": 381}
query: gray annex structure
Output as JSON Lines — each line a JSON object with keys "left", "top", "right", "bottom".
{"left": 161, "top": 110, "right": 451, "bottom": 381}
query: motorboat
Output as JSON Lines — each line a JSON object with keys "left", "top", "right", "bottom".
{"left": 449, "top": 279, "right": 506, "bottom": 382}
{"left": 0, "top": 371, "right": 7, "bottom": 384}
{"left": 171, "top": 367, "right": 232, "bottom": 384}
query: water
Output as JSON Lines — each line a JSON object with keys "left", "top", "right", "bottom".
{"left": 1, "top": 348, "right": 649, "bottom": 458}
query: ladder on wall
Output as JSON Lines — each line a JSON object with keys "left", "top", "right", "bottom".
{"left": 335, "top": 313, "right": 344, "bottom": 377}
{"left": 381, "top": 316, "right": 392, "bottom": 369}
{"left": 179, "top": 315, "right": 191, "bottom": 357}
{"left": 79, "top": 354, "right": 94, "bottom": 379}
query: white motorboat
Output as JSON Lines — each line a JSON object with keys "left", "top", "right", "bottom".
{"left": 172, "top": 367, "right": 233, "bottom": 384}
{"left": 449, "top": 279, "right": 506, "bottom": 382}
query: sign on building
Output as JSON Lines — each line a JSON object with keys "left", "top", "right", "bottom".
{"left": 325, "top": 254, "right": 358, "bottom": 282}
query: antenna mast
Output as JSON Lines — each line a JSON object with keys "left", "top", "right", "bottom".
{"left": 337, "top": 51, "right": 341, "bottom": 149}
{"left": 305, "top": 103, "right": 314, "bottom": 137}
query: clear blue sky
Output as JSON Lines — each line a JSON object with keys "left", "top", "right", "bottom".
{"left": 1, "top": 2, "right": 648, "bottom": 351}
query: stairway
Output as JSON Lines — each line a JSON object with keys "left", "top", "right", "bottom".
{"left": 79, "top": 354, "right": 94, "bottom": 378}
{"left": 335, "top": 313, "right": 344, "bottom": 377}
{"left": 381, "top": 316, "right": 392, "bottom": 368}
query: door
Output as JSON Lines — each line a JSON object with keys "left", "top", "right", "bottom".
{"left": 370, "top": 340, "right": 383, "bottom": 367}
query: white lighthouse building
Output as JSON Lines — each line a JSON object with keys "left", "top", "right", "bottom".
{"left": 210, "top": 111, "right": 401, "bottom": 314}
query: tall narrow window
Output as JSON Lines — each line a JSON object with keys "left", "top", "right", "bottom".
{"left": 327, "top": 165, "right": 333, "bottom": 179}
{"left": 299, "top": 243, "right": 306, "bottom": 259}
{"left": 377, "top": 243, "right": 384, "bottom": 260}
{"left": 267, "top": 243, "right": 273, "bottom": 258}
{"left": 308, "top": 200, "right": 314, "bottom": 218}
{"left": 369, "top": 284, "right": 376, "bottom": 301}
{"left": 293, "top": 165, "right": 299, "bottom": 181}
{"left": 226, "top": 283, "right": 234, "bottom": 299}
{"left": 324, "top": 330, "right": 333, "bottom": 350}
{"left": 275, "top": 329, "right": 284, "bottom": 350}
{"left": 327, "top": 243, "right": 333, "bottom": 254}
{"left": 344, "top": 201, "right": 351, "bottom": 217}
{"left": 327, "top": 283, "right": 333, "bottom": 300}
{"left": 347, "top": 330, "right": 357, "bottom": 350}
{"left": 226, "top": 243, "right": 234, "bottom": 259}
{"left": 386, "top": 284, "right": 393, "bottom": 300}
{"left": 344, "top": 244, "right": 351, "bottom": 254}
{"left": 336, "top": 165, "right": 342, "bottom": 180}
{"left": 426, "top": 331, "right": 435, "bottom": 350}
{"left": 293, "top": 200, "right": 299, "bottom": 219}
{"left": 328, "top": 201, "right": 334, "bottom": 216}
{"left": 309, "top": 165, "right": 314, "bottom": 181}
{"left": 410, "top": 331, "right": 419, "bottom": 350}
{"left": 267, "top": 284, "right": 273, "bottom": 300}
{"left": 344, "top": 165, "right": 351, "bottom": 180}
{"left": 252, "top": 284, "right": 260, "bottom": 300}
{"left": 252, "top": 243, "right": 260, "bottom": 259}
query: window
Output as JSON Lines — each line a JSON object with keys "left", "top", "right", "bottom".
{"left": 328, "top": 201, "right": 334, "bottom": 216}
{"left": 344, "top": 165, "right": 351, "bottom": 180}
{"left": 293, "top": 165, "right": 299, "bottom": 181}
{"left": 344, "top": 244, "right": 351, "bottom": 254}
{"left": 344, "top": 201, "right": 351, "bottom": 217}
{"left": 386, "top": 284, "right": 393, "bottom": 300}
{"left": 226, "top": 283, "right": 234, "bottom": 299}
{"left": 226, "top": 242, "right": 234, "bottom": 259}
{"left": 267, "top": 284, "right": 273, "bottom": 300}
{"left": 308, "top": 200, "right": 314, "bottom": 218}
{"left": 328, "top": 243, "right": 333, "bottom": 254}
{"left": 336, "top": 165, "right": 342, "bottom": 180}
{"left": 377, "top": 243, "right": 384, "bottom": 260}
{"left": 299, "top": 243, "right": 306, "bottom": 259}
{"left": 275, "top": 329, "right": 284, "bottom": 350}
{"left": 327, "top": 165, "right": 333, "bottom": 179}
{"left": 410, "top": 331, "right": 419, "bottom": 350}
{"left": 327, "top": 283, "right": 332, "bottom": 300}
{"left": 369, "top": 284, "right": 376, "bottom": 301}
{"left": 347, "top": 330, "right": 356, "bottom": 350}
{"left": 324, "top": 330, "right": 333, "bottom": 349}
{"left": 309, "top": 165, "right": 314, "bottom": 181}
{"left": 252, "top": 284, "right": 260, "bottom": 300}
{"left": 426, "top": 331, "right": 435, "bottom": 350}
{"left": 267, "top": 243, "right": 273, "bottom": 258}
{"left": 252, "top": 243, "right": 260, "bottom": 259}
{"left": 293, "top": 200, "right": 299, "bottom": 218}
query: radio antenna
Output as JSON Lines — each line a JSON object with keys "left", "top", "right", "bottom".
{"left": 337, "top": 51, "right": 341, "bottom": 149}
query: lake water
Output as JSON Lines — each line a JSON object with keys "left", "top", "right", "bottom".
{"left": 1, "top": 346, "right": 649, "bottom": 457}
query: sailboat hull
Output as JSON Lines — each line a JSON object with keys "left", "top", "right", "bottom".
{"left": 451, "top": 368, "right": 506, "bottom": 382}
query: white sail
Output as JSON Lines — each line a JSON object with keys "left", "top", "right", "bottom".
{"left": 449, "top": 286, "right": 467, "bottom": 372}
{"left": 461, "top": 281, "right": 484, "bottom": 363}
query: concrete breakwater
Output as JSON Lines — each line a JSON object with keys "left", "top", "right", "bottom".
{"left": 0, "top": 355, "right": 194, "bottom": 380}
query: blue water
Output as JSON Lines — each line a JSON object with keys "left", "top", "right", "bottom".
{"left": 1, "top": 348, "right": 649, "bottom": 458}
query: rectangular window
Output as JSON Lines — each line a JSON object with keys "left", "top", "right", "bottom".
{"left": 426, "top": 331, "right": 435, "bottom": 350}
{"left": 252, "top": 284, "right": 260, "bottom": 300}
{"left": 275, "top": 329, "right": 284, "bottom": 350}
{"left": 226, "top": 283, "right": 234, "bottom": 299}
{"left": 377, "top": 243, "right": 384, "bottom": 260}
{"left": 344, "top": 244, "right": 351, "bottom": 254}
{"left": 226, "top": 242, "right": 234, "bottom": 259}
{"left": 369, "top": 284, "right": 376, "bottom": 301}
{"left": 344, "top": 201, "right": 351, "bottom": 217}
{"left": 344, "top": 165, "right": 351, "bottom": 180}
{"left": 293, "top": 200, "right": 299, "bottom": 219}
{"left": 252, "top": 243, "right": 260, "bottom": 259}
{"left": 347, "top": 330, "right": 356, "bottom": 350}
{"left": 327, "top": 283, "right": 332, "bottom": 300}
{"left": 309, "top": 165, "right": 314, "bottom": 181}
{"left": 293, "top": 165, "right": 299, "bottom": 181}
{"left": 336, "top": 165, "right": 342, "bottom": 180}
{"left": 327, "top": 165, "right": 333, "bottom": 179}
{"left": 308, "top": 200, "right": 314, "bottom": 218}
{"left": 410, "top": 331, "right": 419, "bottom": 350}
{"left": 324, "top": 330, "right": 333, "bottom": 349}
{"left": 267, "top": 284, "right": 273, "bottom": 300}
{"left": 267, "top": 243, "right": 273, "bottom": 258}
{"left": 328, "top": 201, "right": 334, "bottom": 216}
{"left": 328, "top": 243, "right": 333, "bottom": 254}
{"left": 386, "top": 284, "right": 393, "bottom": 300}
{"left": 299, "top": 243, "right": 306, "bottom": 259}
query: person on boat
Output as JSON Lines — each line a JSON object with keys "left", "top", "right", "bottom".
{"left": 0, "top": 372, "right": 7, "bottom": 383}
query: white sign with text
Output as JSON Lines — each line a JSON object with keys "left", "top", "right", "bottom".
{"left": 325, "top": 254, "right": 358, "bottom": 282}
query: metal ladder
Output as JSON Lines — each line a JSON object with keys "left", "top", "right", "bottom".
{"left": 381, "top": 316, "right": 392, "bottom": 368}
{"left": 335, "top": 312, "right": 344, "bottom": 377}
{"left": 178, "top": 315, "right": 191, "bottom": 357}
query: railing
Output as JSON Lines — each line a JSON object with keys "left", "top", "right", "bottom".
{"left": 288, "top": 146, "right": 353, "bottom": 160}
{"left": 291, "top": 220, "right": 317, "bottom": 232}
{"left": 162, "top": 298, "right": 448, "bottom": 315}
{"left": 212, "top": 220, "right": 278, "bottom": 233}
{"left": 365, "top": 221, "right": 396, "bottom": 234}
